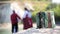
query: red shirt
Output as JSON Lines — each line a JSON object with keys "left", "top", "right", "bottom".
{"left": 11, "top": 13, "right": 20, "bottom": 24}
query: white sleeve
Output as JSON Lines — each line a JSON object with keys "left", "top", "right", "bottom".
{"left": 23, "top": 11, "right": 28, "bottom": 18}
{"left": 28, "top": 12, "right": 32, "bottom": 18}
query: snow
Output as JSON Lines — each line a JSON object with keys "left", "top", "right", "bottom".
{"left": 15, "top": 28, "right": 60, "bottom": 34}
{"left": 0, "top": 23, "right": 60, "bottom": 34}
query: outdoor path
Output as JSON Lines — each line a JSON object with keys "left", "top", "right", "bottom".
{"left": 0, "top": 23, "right": 60, "bottom": 34}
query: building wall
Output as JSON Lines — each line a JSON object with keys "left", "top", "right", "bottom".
{"left": 0, "top": 3, "right": 12, "bottom": 23}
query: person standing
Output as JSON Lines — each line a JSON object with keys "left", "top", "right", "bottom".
{"left": 11, "top": 10, "right": 21, "bottom": 33}
{"left": 36, "top": 11, "right": 46, "bottom": 29}
{"left": 47, "top": 12, "right": 52, "bottom": 28}
{"left": 23, "top": 8, "right": 33, "bottom": 30}
{"left": 36, "top": 12, "right": 42, "bottom": 29}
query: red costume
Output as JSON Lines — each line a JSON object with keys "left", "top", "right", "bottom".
{"left": 23, "top": 8, "right": 33, "bottom": 30}
{"left": 11, "top": 13, "right": 20, "bottom": 24}
{"left": 23, "top": 15, "right": 33, "bottom": 29}
{"left": 11, "top": 11, "right": 21, "bottom": 33}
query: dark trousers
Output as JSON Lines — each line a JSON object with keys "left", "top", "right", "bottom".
{"left": 38, "top": 22, "right": 42, "bottom": 28}
{"left": 12, "top": 23, "right": 18, "bottom": 33}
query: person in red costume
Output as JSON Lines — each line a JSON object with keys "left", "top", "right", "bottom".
{"left": 23, "top": 8, "right": 33, "bottom": 30}
{"left": 11, "top": 10, "right": 21, "bottom": 33}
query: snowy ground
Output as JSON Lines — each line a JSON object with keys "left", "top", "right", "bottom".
{"left": 16, "top": 26, "right": 60, "bottom": 34}
{"left": 15, "top": 28, "right": 60, "bottom": 34}
{"left": 0, "top": 23, "right": 60, "bottom": 34}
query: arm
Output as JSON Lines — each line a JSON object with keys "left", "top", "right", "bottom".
{"left": 16, "top": 14, "right": 21, "bottom": 19}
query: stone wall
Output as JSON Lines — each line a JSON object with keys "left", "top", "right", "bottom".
{"left": 0, "top": 3, "right": 12, "bottom": 23}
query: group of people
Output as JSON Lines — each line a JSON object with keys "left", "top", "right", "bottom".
{"left": 36, "top": 11, "right": 55, "bottom": 29}
{"left": 11, "top": 8, "right": 33, "bottom": 33}
{"left": 11, "top": 7, "right": 56, "bottom": 34}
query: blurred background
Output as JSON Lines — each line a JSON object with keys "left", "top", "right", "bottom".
{"left": 0, "top": 0, "right": 60, "bottom": 34}
{"left": 0, "top": 0, "right": 60, "bottom": 23}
